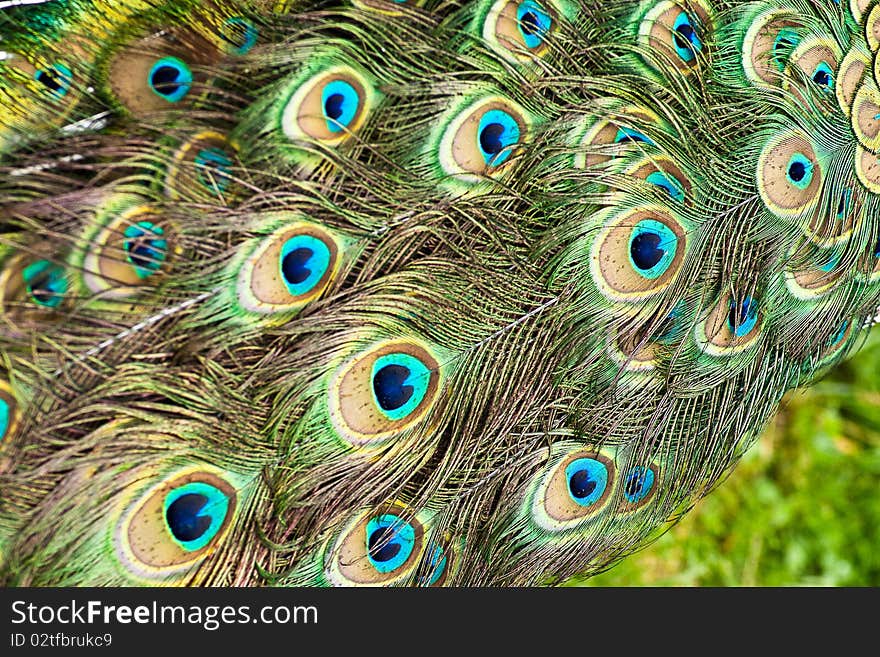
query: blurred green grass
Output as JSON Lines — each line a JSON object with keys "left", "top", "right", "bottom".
{"left": 567, "top": 330, "right": 880, "bottom": 587}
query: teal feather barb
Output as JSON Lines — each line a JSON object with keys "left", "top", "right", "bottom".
{"left": 0, "top": 0, "right": 878, "bottom": 586}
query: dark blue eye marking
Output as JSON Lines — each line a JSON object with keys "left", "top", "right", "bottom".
{"left": 786, "top": 153, "right": 814, "bottom": 189}
{"left": 195, "top": 147, "right": 235, "bottom": 192}
{"left": 478, "top": 109, "right": 521, "bottom": 167}
{"left": 278, "top": 234, "right": 331, "bottom": 297}
{"left": 0, "top": 397, "right": 10, "bottom": 442}
{"left": 35, "top": 62, "right": 72, "bottom": 99}
{"left": 124, "top": 222, "right": 167, "bottom": 279}
{"left": 564, "top": 457, "right": 609, "bottom": 507}
{"left": 819, "top": 251, "right": 840, "bottom": 273}
{"left": 425, "top": 544, "right": 448, "bottom": 586}
{"left": 221, "top": 17, "right": 259, "bottom": 55}
{"left": 727, "top": 296, "right": 758, "bottom": 338}
{"left": 773, "top": 28, "right": 800, "bottom": 71}
{"left": 811, "top": 62, "right": 834, "bottom": 91}
{"left": 672, "top": 11, "right": 703, "bottom": 64}
{"left": 516, "top": 1, "right": 553, "bottom": 49}
{"left": 614, "top": 127, "right": 654, "bottom": 145}
{"left": 623, "top": 466, "right": 655, "bottom": 505}
{"left": 828, "top": 320, "right": 848, "bottom": 348}
{"left": 646, "top": 171, "right": 685, "bottom": 202}
{"left": 148, "top": 57, "right": 193, "bottom": 103}
{"left": 22, "top": 260, "right": 67, "bottom": 308}
{"left": 836, "top": 189, "right": 851, "bottom": 221}
{"left": 321, "top": 79, "right": 360, "bottom": 133}
{"left": 628, "top": 219, "right": 678, "bottom": 279}
{"left": 371, "top": 353, "right": 432, "bottom": 421}
{"left": 365, "top": 514, "right": 416, "bottom": 574}
{"left": 163, "top": 482, "right": 230, "bottom": 551}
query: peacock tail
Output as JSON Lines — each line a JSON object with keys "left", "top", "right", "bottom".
{"left": 0, "top": 0, "right": 877, "bottom": 586}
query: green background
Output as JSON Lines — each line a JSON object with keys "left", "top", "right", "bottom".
{"left": 567, "top": 330, "right": 880, "bottom": 587}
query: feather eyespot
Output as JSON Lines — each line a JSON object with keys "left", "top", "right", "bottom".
{"left": 741, "top": 10, "right": 803, "bottom": 86}
{"left": 697, "top": 292, "right": 763, "bottom": 355}
{"left": 236, "top": 222, "right": 341, "bottom": 315}
{"left": 726, "top": 296, "right": 759, "bottom": 338}
{"left": 34, "top": 63, "right": 72, "bottom": 99}
{"left": 757, "top": 130, "right": 822, "bottom": 219}
{"left": 148, "top": 56, "right": 193, "bottom": 103}
{"left": 194, "top": 148, "right": 234, "bottom": 191}
{"left": 435, "top": 95, "right": 532, "bottom": 184}
{"left": 164, "top": 131, "right": 239, "bottom": 201}
{"left": 783, "top": 37, "right": 841, "bottom": 109}
{"left": 280, "top": 67, "right": 373, "bottom": 145}
{"left": 480, "top": 0, "right": 560, "bottom": 60}
{"left": 618, "top": 464, "right": 659, "bottom": 511}
{"left": 772, "top": 28, "right": 800, "bottom": 71}
{"left": 572, "top": 104, "right": 662, "bottom": 169}
{"left": 116, "top": 470, "right": 237, "bottom": 578}
{"left": 104, "top": 28, "right": 219, "bottom": 115}
{"left": 78, "top": 200, "right": 174, "bottom": 299}
{"left": 0, "top": 253, "right": 69, "bottom": 323}
{"left": 638, "top": 0, "right": 713, "bottom": 73}
{"left": 784, "top": 247, "right": 846, "bottom": 299}
{"left": 220, "top": 17, "right": 259, "bottom": 55}
{"left": 0, "top": 381, "right": 21, "bottom": 444}
{"left": 816, "top": 320, "right": 853, "bottom": 366}
{"left": 531, "top": 449, "right": 616, "bottom": 532}
{"left": 329, "top": 341, "right": 441, "bottom": 446}
{"left": 591, "top": 205, "right": 688, "bottom": 302}
{"left": 418, "top": 536, "right": 460, "bottom": 587}
{"left": 325, "top": 503, "right": 426, "bottom": 586}
{"left": 805, "top": 187, "right": 859, "bottom": 247}
{"left": 22, "top": 260, "right": 67, "bottom": 308}
{"left": 626, "top": 156, "right": 691, "bottom": 203}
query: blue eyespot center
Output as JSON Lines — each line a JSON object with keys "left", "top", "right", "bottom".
{"left": 727, "top": 296, "right": 758, "bottom": 338}
{"left": 221, "top": 17, "right": 259, "bottom": 55}
{"left": 124, "top": 222, "right": 167, "bottom": 279}
{"left": 35, "top": 62, "right": 72, "bottom": 99}
{"left": 148, "top": 57, "right": 193, "bottom": 103}
{"left": 365, "top": 514, "right": 416, "bottom": 574}
{"left": 22, "top": 260, "right": 67, "bottom": 308}
{"left": 614, "top": 127, "right": 653, "bottom": 145}
{"left": 811, "top": 62, "right": 834, "bottom": 90}
{"left": 478, "top": 109, "right": 521, "bottom": 167}
{"left": 829, "top": 321, "right": 848, "bottom": 347}
{"left": 163, "top": 482, "right": 230, "bottom": 551}
{"left": 786, "top": 153, "right": 814, "bottom": 189}
{"left": 426, "top": 545, "right": 448, "bottom": 585}
{"left": 837, "top": 189, "right": 851, "bottom": 220}
{"left": 672, "top": 11, "right": 703, "bottom": 64}
{"left": 628, "top": 219, "right": 678, "bottom": 280}
{"left": 517, "top": 1, "right": 553, "bottom": 49}
{"left": 564, "top": 457, "right": 609, "bottom": 507}
{"left": 773, "top": 29, "right": 800, "bottom": 71}
{"left": 623, "top": 466, "right": 655, "bottom": 505}
{"left": 195, "top": 147, "right": 234, "bottom": 192}
{"left": 0, "top": 397, "right": 10, "bottom": 441}
{"left": 278, "top": 233, "right": 331, "bottom": 297}
{"left": 321, "top": 79, "right": 360, "bottom": 133}
{"left": 645, "top": 171, "right": 685, "bottom": 202}
{"left": 371, "top": 353, "right": 432, "bottom": 421}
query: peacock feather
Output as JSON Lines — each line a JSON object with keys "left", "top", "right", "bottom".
{"left": 0, "top": 0, "right": 878, "bottom": 587}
